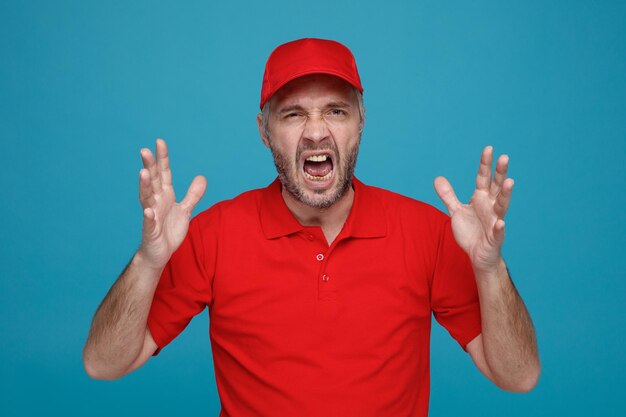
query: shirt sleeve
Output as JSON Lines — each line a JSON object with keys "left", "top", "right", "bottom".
{"left": 431, "top": 217, "right": 482, "bottom": 351}
{"left": 147, "top": 206, "right": 219, "bottom": 355}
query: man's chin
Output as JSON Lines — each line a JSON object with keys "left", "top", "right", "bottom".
{"left": 279, "top": 170, "right": 348, "bottom": 209}
{"left": 299, "top": 183, "right": 347, "bottom": 209}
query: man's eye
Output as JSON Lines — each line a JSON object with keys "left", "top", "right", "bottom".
{"left": 329, "top": 109, "right": 346, "bottom": 116}
{"left": 285, "top": 113, "right": 301, "bottom": 118}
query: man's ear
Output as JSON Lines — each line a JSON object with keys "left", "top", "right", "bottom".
{"left": 257, "top": 113, "right": 270, "bottom": 148}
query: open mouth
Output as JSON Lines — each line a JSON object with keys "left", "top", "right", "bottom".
{"left": 302, "top": 153, "right": 334, "bottom": 182}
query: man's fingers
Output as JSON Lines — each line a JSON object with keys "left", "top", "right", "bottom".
{"left": 489, "top": 154, "right": 509, "bottom": 198}
{"left": 434, "top": 176, "right": 462, "bottom": 215}
{"left": 141, "top": 146, "right": 162, "bottom": 194}
{"left": 156, "top": 138, "right": 173, "bottom": 186}
{"left": 139, "top": 168, "right": 156, "bottom": 208}
{"left": 180, "top": 176, "right": 207, "bottom": 214}
{"left": 494, "top": 178, "right": 514, "bottom": 219}
{"left": 476, "top": 146, "right": 493, "bottom": 191}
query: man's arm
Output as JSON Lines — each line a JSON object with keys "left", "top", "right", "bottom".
{"left": 466, "top": 259, "right": 540, "bottom": 392}
{"left": 82, "top": 139, "right": 206, "bottom": 380}
{"left": 434, "top": 146, "right": 540, "bottom": 392}
{"left": 82, "top": 253, "right": 161, "bottom": 380}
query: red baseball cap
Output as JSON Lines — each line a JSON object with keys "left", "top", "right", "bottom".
{"left": 259, "top": 38, "right": 364, "bottom": 110}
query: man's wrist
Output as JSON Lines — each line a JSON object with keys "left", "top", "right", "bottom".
{"left": 132, "top": 249, "right": 166, "bottom": 276}
{"left": 473, "top": 256, "right": 508, "bottom": 283}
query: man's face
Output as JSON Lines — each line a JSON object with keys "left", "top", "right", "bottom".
{"left": 258, "top": 74, "right": 363, "bottom": 209}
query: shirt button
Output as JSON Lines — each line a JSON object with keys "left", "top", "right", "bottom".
{"left": 322, "top": 274, "right": 330, "bottom": 282}
{"left": 307, "top": 234, "right": 314, "bottom": 241}
{"left": 316, "top": 253, "right": 324, "bottom": 261}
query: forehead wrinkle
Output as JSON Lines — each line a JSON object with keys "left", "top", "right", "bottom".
{"left": 272, "top": 76, "right": 357, "bottom": 110}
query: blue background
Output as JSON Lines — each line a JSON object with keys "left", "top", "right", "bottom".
{"left": 1, "top": 0, "right": 624, "bottom": 415}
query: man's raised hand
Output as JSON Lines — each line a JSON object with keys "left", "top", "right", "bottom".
{"left": 434, "top": 146, "right": 514, "bottom": 273}
{"left": 137, "top": 139, "right": 207, "bottom": 270}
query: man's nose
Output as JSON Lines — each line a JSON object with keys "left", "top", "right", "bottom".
{"left": 302, "top": 114, "right": 330, "bottom": 143}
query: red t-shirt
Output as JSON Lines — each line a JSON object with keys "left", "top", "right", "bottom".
{"left": 147, "top": 177, "right": 481, "bottom": 417}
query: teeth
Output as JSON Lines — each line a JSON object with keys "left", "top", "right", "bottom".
{"left": 306, "top": 155, "right": 328, "bottom": 162}
{"left": 304, "top": 171, "right": 332, "bottom": 181}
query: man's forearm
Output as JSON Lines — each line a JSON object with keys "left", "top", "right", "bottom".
{"left": 475, "top": 258, "right": 540, "bottom": 391}
{"left": 83, "top": 252, "right": 162, "bottom": 380}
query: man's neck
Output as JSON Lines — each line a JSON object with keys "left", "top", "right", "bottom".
{"left": 281, "top": 186, "right": 355, "bottom": 246}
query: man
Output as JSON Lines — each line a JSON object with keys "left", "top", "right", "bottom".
{"left": 83, "top": 38, "right": 540, "bottom": 416}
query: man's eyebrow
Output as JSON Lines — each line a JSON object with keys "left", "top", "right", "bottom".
{"left": 324, "top": 100, "right": 352, "bottom": 108}
{"left": 278, "top": 104, "right": 305, "bottom": 114}
{"left": 278, "top": 101, "right": 353, "bottom": 114}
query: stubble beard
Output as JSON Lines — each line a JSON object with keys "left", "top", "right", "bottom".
{"left": 269, "top": 139, "right": 360, "bottom": 209}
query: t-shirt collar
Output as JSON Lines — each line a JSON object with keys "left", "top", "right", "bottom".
{"left": 259, "top": 176, "right": 387, "bottom": 240}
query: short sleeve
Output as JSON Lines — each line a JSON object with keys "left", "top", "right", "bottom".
{"left": 147, "top": 207, "right": 219, "bottom": 355}
{"left": 431, "top": 218, "right": 482, "bottom": 351}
